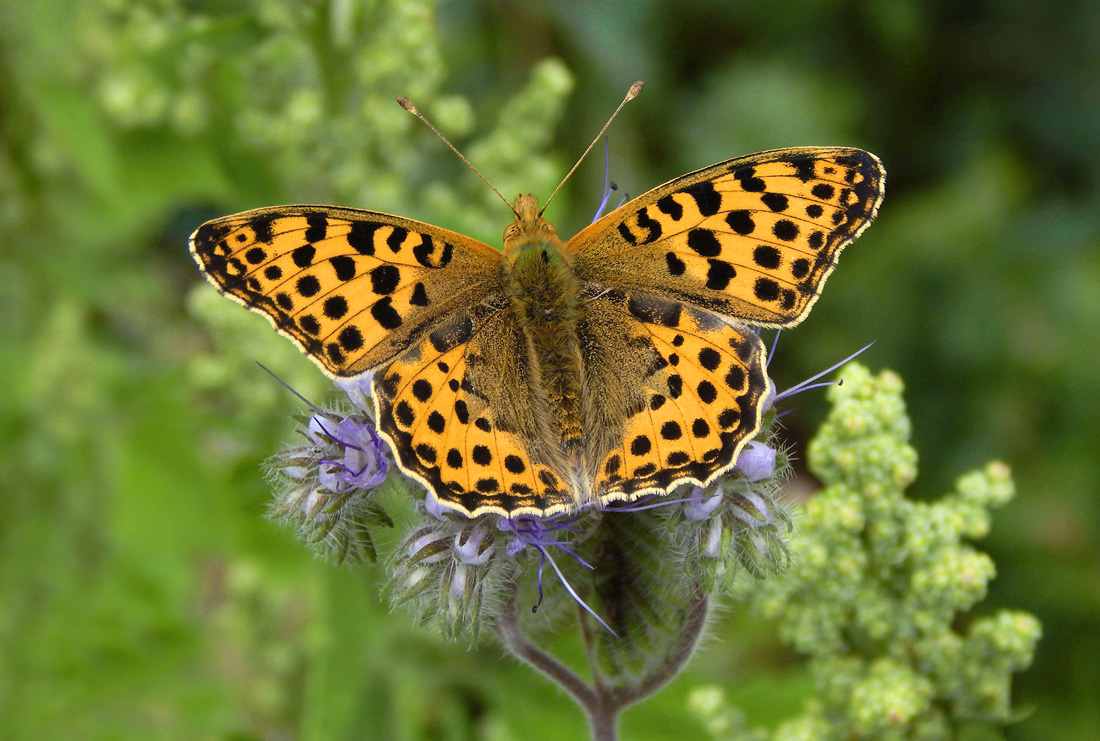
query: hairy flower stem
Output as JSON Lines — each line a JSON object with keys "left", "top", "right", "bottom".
{"left": 495, "top": 578, "right": 709, "bottom": 740}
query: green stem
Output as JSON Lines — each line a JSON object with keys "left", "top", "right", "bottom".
{"left": 494, "top": 579, "right": 599, "bottom": 709}
{"left": 494, "top": 578, "right": 710, "bottom": 740}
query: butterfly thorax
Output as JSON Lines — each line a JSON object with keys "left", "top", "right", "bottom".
{"left": 500, "top": 194, "right": 587, "bottom": 473}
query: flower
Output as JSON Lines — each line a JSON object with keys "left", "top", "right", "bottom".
{"left": 266, "top": 376, "right": 392, "bottom": 562}
{"left": 734, "top": 441, "right": 777, "bottom": 482}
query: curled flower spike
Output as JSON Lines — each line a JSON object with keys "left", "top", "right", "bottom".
{"left": 389, "top": 516, "right": 509, "bottom": 641}
{"left": 265, "top": 369, "right": 393, "bottom": 562}
{"left": 308, "top": 412, "right": 389, "bottom": 492}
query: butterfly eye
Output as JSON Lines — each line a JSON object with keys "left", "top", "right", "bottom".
{"left": 503, "top": 223, "right": 518, "bottom": 241}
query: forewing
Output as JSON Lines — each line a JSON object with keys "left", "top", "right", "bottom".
{"left": 190, "top": 206, "right": 502, "bottom": 377}
{"left": 586, "top": 291, "right": 769, "bottom": 501}
{"left": 373, "top": 305, "right": 577, "bottom": 518}
{"left": 570, "top": 147, "right": 885, "bottom": 327}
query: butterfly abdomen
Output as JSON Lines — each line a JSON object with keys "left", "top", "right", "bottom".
{"left": 504, "top": 243, "right": 587, "bottom": 459}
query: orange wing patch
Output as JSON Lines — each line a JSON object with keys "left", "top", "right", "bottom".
{"left": 190, "top": 206, "right": 501, "bottom": 377}
{"left": 571, "top": 147, "right": 885, "bottom": 327}
{"left": 593, "top": 293, "right": 768, "bottom": 501}
{"left": 372, "top": 308, "right": 576, "bottom": 518}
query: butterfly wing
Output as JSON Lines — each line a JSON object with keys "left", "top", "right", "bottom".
{"left": 568, "top": 147, "right": 882, "bottom": 501}
{"left": 576, "top": 290, "right": 769, "bottom": 500}
{"left": 190, "top": 206, "right": 502, "bottom": 377}
{"left": 569, "top": 147, "right": 885, "bottom": 327}
{"left": 373, "top": 304, "right": 578, "bottom": 517}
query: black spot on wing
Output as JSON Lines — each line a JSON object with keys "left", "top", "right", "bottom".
{"left": 386, "top": 227, "right": 408, "bottom": 253}
{"left": 788, "top": 155, "right": 815, "bottom": 183}
{"left": 754, "top": 278, "right": 780, "bottom": 302}
{"left": 666, "top": 451, "right": 690, "bottom": 466}
{"left": 697, "top": 347, "right": 721, "bottom": 371}
{"left": 731, "top": 165, "right": 766, "bottom": 192}
{"left": 347, "top": 221, "right": 381, "bottom": 255}
{"left": 371, "top": 297, "right": 402, "bottom": 329}
{"left": 410, "top": 282, "right": 430, "bottom": 306}
{"left": 427, "top": 411, "right": 446, "bottom": 434}
{"left": 323, "top": 295, "right": 348, "bottom": 319}
{"left": 394, "top": 400, "right": 414, "bottom": 427}
{"left": 705, "top": 259, "right": 736, "bottom": 290}
{"left": 296, "top": 275, "right": 321, "bottom": 298}
{"left": 411, "top": 234, "right": 453, "bottom": 268}
{"left": 773, "top": 220, "right": 799, "bottom": 241}
{"left": 429, "top": 316, "right": 474, "bottom": 353}
{"left": 687, "top": 229, "right": 721, "bottom": 257}
{"left": 656, "top": 195, "right": 683, "bottom": 220}
{"left": 627, "top": 294, "right": 682, "bottom": 328}
{"left": 338, "top": 325, "right": 363, "bottom": 351}
{"left": 330, "top": 256, "right": 356, "bottom": 281}
{"left": 299, "top": 315, "right": 320, "bottom": 335}
{"left": 292, "top": 245, "right": 316, "bottom": 267}
{"left": 635, "top": 207, "right": 662, "bottom": 244}
{"left": 370, "top": 264, "right": 401, "bottom": 294}
{"left": 726, "top": 210, "right": 755, "bottom": 235}
{"left": 753, "top": 245, "right": 781, "bottom": 269}
{"left": 412, "top": 379, "right": 433, "bottom": 402}
{"left": 305, "top": 214, "right": 328, "bottom": 243}
{"left": 679, "top": 181, "right": 722, "bottom": 216}
{"left": 761, "top": 193, "right": 789, "bottom": 212}
{"left": 250, "top": 216, "right": 275, "bottom": 244}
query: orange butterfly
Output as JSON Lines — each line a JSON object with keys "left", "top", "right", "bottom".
{"left": 191, "top": 90, "right": 884, "bottom": 519}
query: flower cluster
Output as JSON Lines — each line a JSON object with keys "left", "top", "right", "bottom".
{"left": 739, "top": 364, "right": 1040, "bottom": 738}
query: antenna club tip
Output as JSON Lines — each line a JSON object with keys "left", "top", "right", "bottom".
{"left": 397, "top": 96, "right": 417, "bottom": 113}
{"left": 627, "top": 81, "right": 644, "bottom": 99}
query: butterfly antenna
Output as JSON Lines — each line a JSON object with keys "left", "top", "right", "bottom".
{"left": 397, "top": 96, "right": 518, "bottom": 218}
{"left": 540, "top": 80, "right": 644, "bottom": 217}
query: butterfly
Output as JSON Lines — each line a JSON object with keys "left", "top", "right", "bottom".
{"left": 191, "top": 142, "right": 884, "bottom": 519}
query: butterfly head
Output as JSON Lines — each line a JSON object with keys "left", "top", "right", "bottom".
{"left": 503, "top": 193, "right": 562, "bottom": 257}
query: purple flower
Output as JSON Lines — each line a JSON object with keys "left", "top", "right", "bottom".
{"left": 684, "top": 487, "right": 723, "bottom": 521}
{"left": 267, "top": 379, "right": 393, "bottom": 562}
{"left": 308, "top": 412, "right": 389, "bottom": 493}
{"left": 734, "top": 441, "right": 777, "bottom": 482}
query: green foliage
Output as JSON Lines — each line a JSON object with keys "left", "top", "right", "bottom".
{"left": 1, "top": 0, "right": 1094, "bottom": 738}
{"left": 690, "top": 366, "right": 1038, "bottom": 739}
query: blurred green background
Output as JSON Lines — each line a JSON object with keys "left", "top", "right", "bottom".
{"left": 2, "top": 0, "right": 1098, "bottom": 738}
